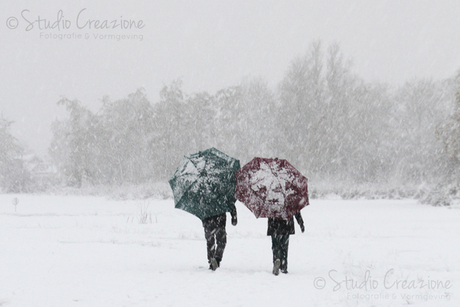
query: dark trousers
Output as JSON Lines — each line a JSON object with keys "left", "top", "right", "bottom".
{"left": 203, "top": 214, "right": 227, "bottom": 264}
{"left": 271, "top": 234, "right": 289, "bottom": 271}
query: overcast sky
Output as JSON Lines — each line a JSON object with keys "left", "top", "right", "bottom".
{"left": 1, "top": 0, "right": 460, "bottom": 156}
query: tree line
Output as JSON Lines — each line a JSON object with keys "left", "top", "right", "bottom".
{"left": 2, "top": 41, "right": 460, "bottom": 197}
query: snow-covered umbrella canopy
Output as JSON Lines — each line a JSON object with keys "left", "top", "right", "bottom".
{"left": 169, "top": 148, "right": 240, "bottom": 220}
{"left": 235, "top": 157, "right": 309, "bottom": 220}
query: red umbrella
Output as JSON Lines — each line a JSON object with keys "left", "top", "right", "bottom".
{"left": 235, "top": 157, "right": 309, "bottom": 220}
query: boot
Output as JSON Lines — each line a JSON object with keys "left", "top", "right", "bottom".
{"left": 273, "top": 259, "right": 280, "bottom": 276}
{"left": 280, "top": 259, "right": 288, "bottom": 274}
{"left": 210, "top": 258, "right": 219, "bottom": 271}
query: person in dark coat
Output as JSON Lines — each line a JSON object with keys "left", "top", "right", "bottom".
{"left": 268, "top": 211, "right": 304, "bottom": 275}
{"left": 202, "top": 204, "right": 237, "bottom": 271}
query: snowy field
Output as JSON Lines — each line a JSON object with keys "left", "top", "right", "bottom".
{"left": 0, "top": 194, "right": 458, "bottom": 306}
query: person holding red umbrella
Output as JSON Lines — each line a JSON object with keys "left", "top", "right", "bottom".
{"left": 234, "top": 157, "right": 309, "bottom": 275}
{"left": 268, "top": 212, "right": 304, "bottom": 275}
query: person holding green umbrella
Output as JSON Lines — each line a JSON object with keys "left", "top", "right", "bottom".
{"left": 202, "top": 199, "right": 237, "bottom": 270}
{"left": 169, "top": 148, "right": 240, "bottom": 271}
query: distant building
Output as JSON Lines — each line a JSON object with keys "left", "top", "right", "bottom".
{"left": 23, "top": 153, "right": 58, "bottom": 188}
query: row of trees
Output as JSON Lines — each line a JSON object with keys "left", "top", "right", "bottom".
{"left": 0, "top": 117, "right": 30, "bottom": 192}
{"left": 2, "top": 41, "right": 460, "bottom": 195}
{"left": 48, "top": 79, "right": 279, "bottom": 186}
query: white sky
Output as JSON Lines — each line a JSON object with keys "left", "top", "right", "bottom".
{"left": 1, "top": 0, "right": 460, "bottom": 156}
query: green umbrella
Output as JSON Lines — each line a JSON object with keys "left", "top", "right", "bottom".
{"left": 169, "top": 148, "right": 240, "bottom": 220}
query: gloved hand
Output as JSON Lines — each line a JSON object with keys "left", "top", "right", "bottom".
{"left": 231, "top": 216, "right": 238, "bottom": 226}
{"left": 300, "top": 223, "right": 305, "bottom": 233}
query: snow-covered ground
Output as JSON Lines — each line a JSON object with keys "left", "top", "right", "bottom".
{"left": 0, "top": 194, "right": 458, "bottom": 306}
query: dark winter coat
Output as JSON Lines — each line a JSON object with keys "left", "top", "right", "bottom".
{"left": 202, "top": 205, "right": 237, "bottom": 229}
{"left": 267, "top": 212, "right": 304, "bottom": 236}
